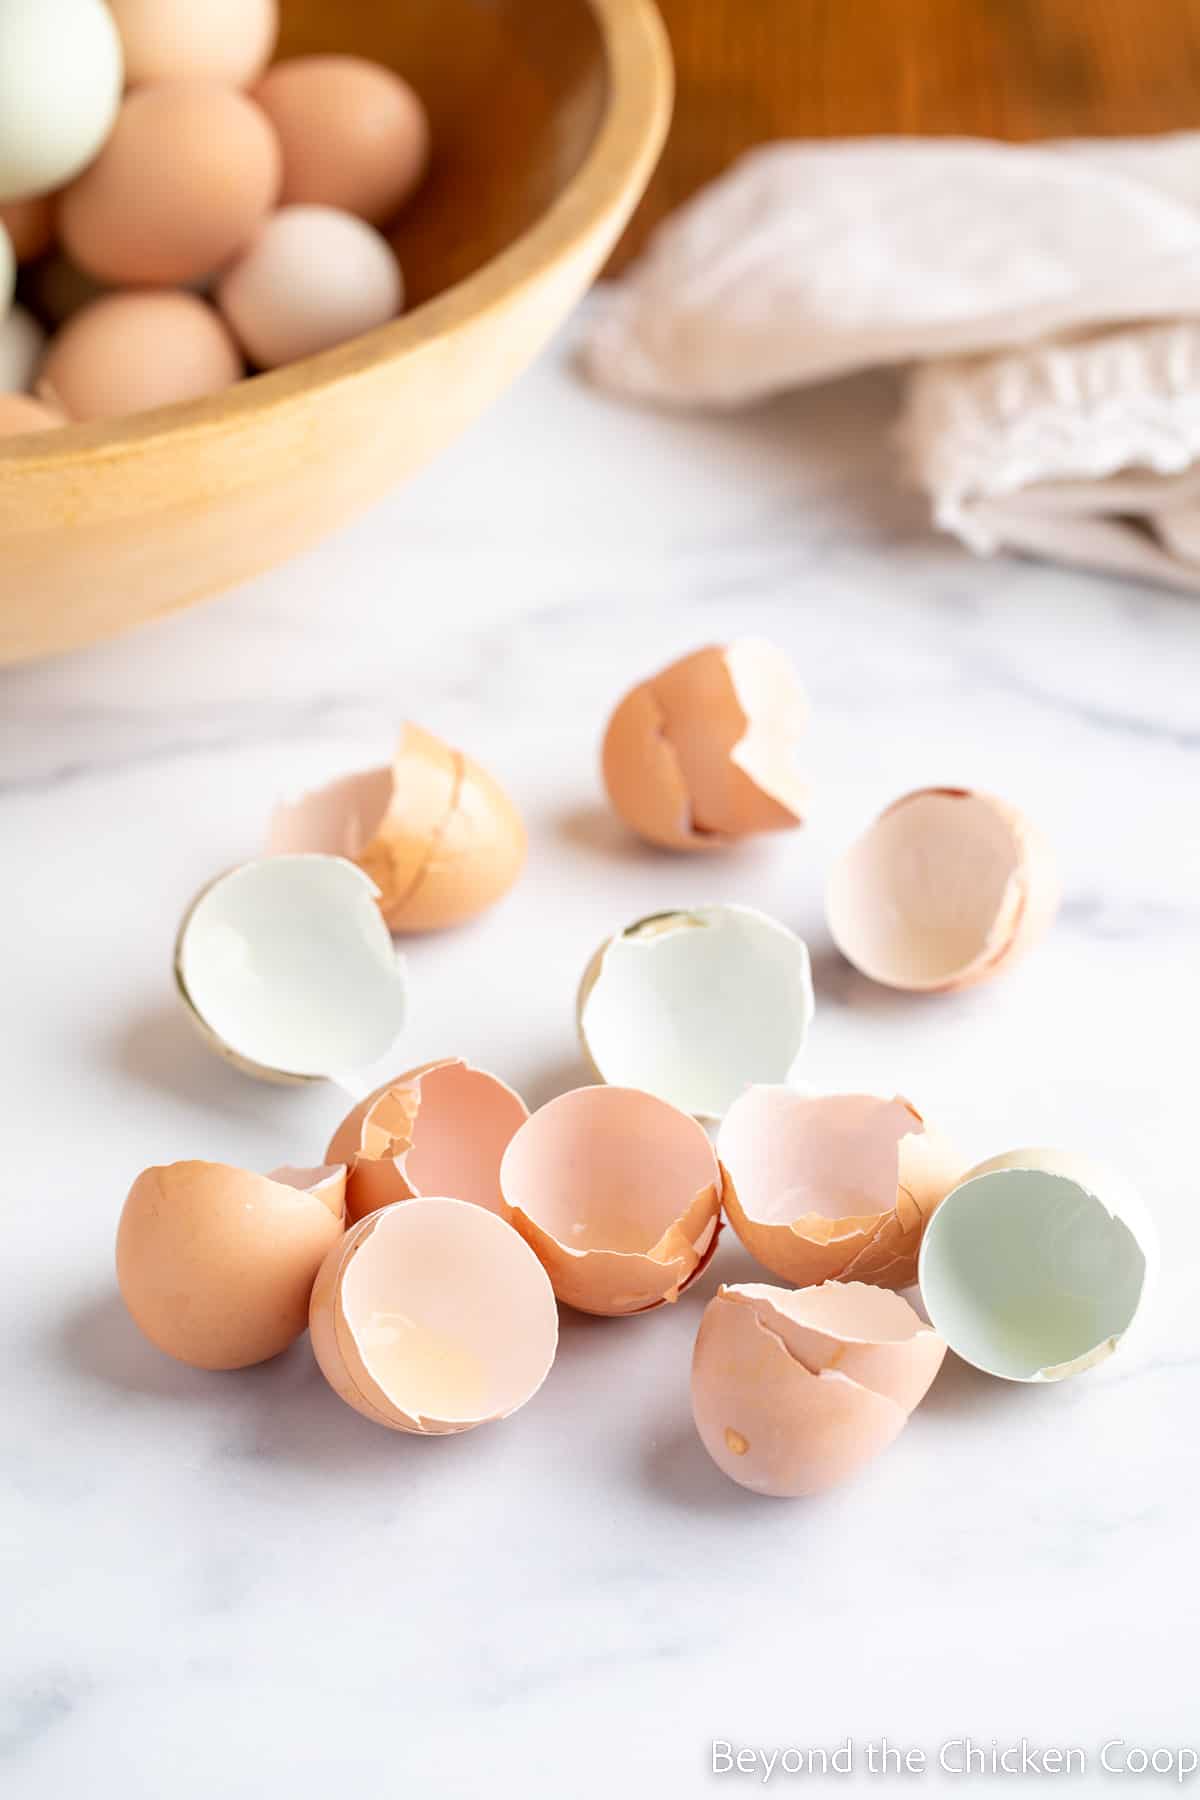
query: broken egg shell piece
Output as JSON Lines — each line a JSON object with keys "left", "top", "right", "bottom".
{"left": 826, "top": 787, "right": 1059, "bottom": 993}
{"left": 175, "top": 854, "right": 407, "bottom": 1084}
{"left": 918, "top": 1148, "right": 1158, "bottom": 1383}
{"left": 498, "top": 1085, "right": 723, "bottom": 1316}
{"left": 116, "top": 1161, "right": 346, "bottom": 1371}
{"left": 267, "top": 722, "right": 527, "bottom": 933}
{"left": 601, "top": 639, "right": 809, "bottom": 850}
{"left": 308, "top": 1197, "right": 558, "bottom": 1433}
{"left": 325, "top": 1057, "right": 529, "bottom": 1224}
{"left": 692, "top": 1282, "right": 943, "bottom": 1497}
{"left": 718, "top": 1085, "right": 967, "bottom": 1289}
{"left": 577, "top": 904, "right": 814, "bottom": 1122}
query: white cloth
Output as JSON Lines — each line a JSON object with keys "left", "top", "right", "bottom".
{"left": 582, "top": 135, "right": 1200, "bottom": 591}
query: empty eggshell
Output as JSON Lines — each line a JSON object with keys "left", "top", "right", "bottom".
{"left": 499, "top": 1086, "right": 722, "bottom": 1316}
{"left": 326, "top": 1058, "right": 529, "bottom": 1223}
{"left": 602, "top": 639, "right": 809, "bottom": 849}
{"left": 0, "top": 304, "right": 45, "bottom": 392}
{"left": 309, "top": 1196, "right": 558, "bottom": 1433}
{"left": 918, "top": 1147, "right": 1158, "bottom": 1382}
{"left": 577, "top": 904, "right": 814, "bottom": 1120}
{"left": 117, "top": 1161, "right": 345, "bottom": 1370}
{"left": 826, "top": 786, "right": 1059, "bottom": 992}
{"left": 174, "top": 854, "right": 408, "bottom": 1084}
{"left": 267, "top": 724, "right": 526, "bottom": 932}
{"left": 692, "top": 1281, "right": 945, "bottom": 1496}
{"left": 38, "top": 292, "right": 241, "bottom": 422}
{"left": 108, "top": 0, "right": 279, "bottom": 88}
{"left": 719, "top": 1085, "right": 967, "bottom": 1289}
{"left": 0, "top": 392, "right": 62, "bottom": 437}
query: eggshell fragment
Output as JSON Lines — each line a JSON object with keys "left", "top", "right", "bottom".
{"left": 602, "top": 639, "right": 809, "bottom": 849}
{"left": 38, "top": 292, "right": 241, "bottom": 422}
{"left": 692, "top": 1281, "right": 945, "bottom": 1496}
{"left": 719, "top": 1085, "right": 967, "bottom": 1289}
{"left": 918, "top": 1148, "right": 1158, "bottom": 1382}
{"left": 117, "top": 1161, "right": 345, "bottom": 1370}
{"left": 0, "top": 392, "right": 62, "bottom": 437}
{"left": 309, "top": 1197, "right": 558, "bottom": 1433}
{"left": 267, "top": 724, "right": 526, "bottom": 932}
{"left": 826, "top": 787, "right": 1059, "bottom": 992}
{"left": 577, "top": 904, "right": 814, "bottom": 1120}
{"left": 326, "top": 1058, "right": 529, "bottom": 1224}
{"left": 499, "top": 1086, "right": 722, "bottom": 1316}
{"left": 175, "top": 854, "right": 408, "bottom": 1084}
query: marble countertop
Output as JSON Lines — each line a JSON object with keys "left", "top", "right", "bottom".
{"left": 3, "top": 314, "right": 1198, "bottom": 1798}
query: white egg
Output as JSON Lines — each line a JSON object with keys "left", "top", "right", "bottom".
{"left": 0, "top": 303, "right": 45, "bottom": 392}
{"left": 0, "top": 0, "right": 124, "bottom": 203}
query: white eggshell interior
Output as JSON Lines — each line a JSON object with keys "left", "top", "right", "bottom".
{"left": 341, "top": 1198, "right": 558, "bottom": 1425}
{"left": 178, "top": 854, "right": 406, "bottom": 1079}
{"left": 581, "top": 906, "right": 814, "bottom": 1119}
{"left": 919, "top": 1165, "right": 1152, "bottom": 1381}
{"left": 718, "top": 1086, "right": 918, "bottom": 1223}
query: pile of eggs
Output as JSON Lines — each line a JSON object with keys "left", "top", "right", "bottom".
{"left": 115, "top": 643, "right": 1158, "bottom": 1499}
{"left": 0, "top": 0, "right": 425, "bottom": 437}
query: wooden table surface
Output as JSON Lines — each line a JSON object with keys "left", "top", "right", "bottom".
{"left": 616, "top": 0, "right": 1200, "bottom": 263}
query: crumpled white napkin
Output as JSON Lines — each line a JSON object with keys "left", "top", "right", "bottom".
{"left": 582, "top": 134, "right": 1200, "bottom": 591}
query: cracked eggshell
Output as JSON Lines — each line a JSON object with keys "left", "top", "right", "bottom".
{"left": 577, "top": 904, "right": 814, "bottom": 1121}
{"left": 918, "top": 1148, "right": 1158, "bottom": 1383}
{"left": 826, "top": 787, "right": 1059, "bottom": 992}
{"left": 499, "top": 1086, "right": 722, "bottom": 1316}
{"left": 267, "top": 723, "right": 526, "bottom": 932}
{"left": 175, "top": 854, "right": 407, "bottom": 1085}
{"left": 719, "top": 1085, "right": 966, "bottom": 1289}
{"left": 602, "top": 638, "right": 809, "bottom": 849}
{"left": 116, "top": 1161, "right": 345, "bottom": 1370}
{"left": 309, "top": 1196, "right": 558, "bottom": 1433}
{"left": 325, "top": 1058, "right": 529, "bottom": 1224}
{"left": 693, "top": 1282, "right": 945, "bottom": 1497}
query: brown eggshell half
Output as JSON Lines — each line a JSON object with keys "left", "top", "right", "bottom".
{"left": 325, "top": 1057, "right": 529, "bottom": 1224}
{"left": 719, "top": 1086, "right": 967, "bottom": 1290}
{"left": 308, "top": 1197, "right": 558, "bottom": 1434}
{"left": 601, "top": 638, "right": 809, "bottom": 849}
{"left": 499, "top": 1086, "right": 723, "bottom": 1316}
{"left": 692, "top": 1281, "right": 944, "bottom": 1497}
{"left": 826, "top": 786, "right": 1060, "bottom": 992}
{"left": 116, "top": 1161, "right": 345, "bottom": 1370}
{"left": 268, "top": 723, "right": 526, "bottom": 932}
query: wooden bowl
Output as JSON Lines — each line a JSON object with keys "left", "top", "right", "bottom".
{"left": 0, "top": 0, "right": 671, "bottom": 665}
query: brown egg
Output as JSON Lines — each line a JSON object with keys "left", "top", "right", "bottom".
{"left": 499, "top": 1086, "right": 723, "bottom": 1316}
{"left": 253, "top": 56, "right": 430, "bottom": 226}
{"left": 59, "top": 84, "right": 282, "bottom": 286}
{"left": 826, "top": 786, "right": 1060, "bottom": 992}
{"left": 0, "top": 392, "right": 63, "bottom": 436}
{"left": 692, "top": 1281, "right": 946, "bottom": 1497}
{"left": 116, "top": 1161, "right": 346, "bottom": 1370}
{"left": 267, "top": 724, "right": 526, "bottom": 933}
{"left": 0, "top": 195, "right": 54, "bottom": 263}
{"left": 326, "top": 1058, "right": 529, "bottom": 1224}
{"left": 602, "top": 639, "right": 809, "bottom": 850}
{"left": 38, "top": 291, "right": 242, "bottom": 421}
{"left": 108, "top": 0, "right": 279, "bottom": 88}
{"left": 309, "top": 1197, "right": 559, "bottom": 1434}
{"left": 719, "top": 1085, "right": 966, "bottom": 1290}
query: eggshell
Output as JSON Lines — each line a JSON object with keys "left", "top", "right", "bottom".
{"left": 326, "top": 1058, "right": 529, "bottom": 1223}
{"left": 38, "top": 292, "right": 241, "bottom": 422}
{"left": 59, "top": 84, "right": 282, "bottom": 286}
{"left": 117, "top": 1161, "right": 345, "bottom": 1370}
{"left": 602, "top": 639, "right": 809, "bottom": 849}
{"left": 267, "top": 724, "right": 526, "bottom": 932}
{"left": 216, "top": 205, "right": 403, "bottom": 370}
{"left": 692, "top": 1281, "right": 945, "bottom": 1496}
{"left": 719, "top": 1085, "right": 967, "bottom": 1289}
{"left": 0, "top": 304, "right": 45, "bottom": 392}
{"left": 577, "top": 904, "right": 814, "bottom": 1120}
{"left": 0, "top": 392, "right": 62, "bottom": 436}
{"left": 108, "top": 0, "right": 278, "bottom": 88}
{"left": 0, "top": 195, "right": 54, "bottom": 263}
{"left": 309, "top": 1197, "right": 558, "bottom": 1433}
{"left": 175, "top": 855, "right": 408, "bottom": 1084}
{"left": 0, "top": 0, "right": 123, "bottom": 203}
{"left": 253, "top": 56, "right": 430, "bottom": 226}
{"left": 918, "top": 1148, "right": 1158, "bottom": 1382}
{"left": 499, "top": 1086, "right": 722, "bottom": 1316}
{"left": 826, "top": 787, "right": 1060, "bottom": 992}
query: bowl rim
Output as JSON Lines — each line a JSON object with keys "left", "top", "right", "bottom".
{"left": 2, "top": 0, "right": 672, "bottom": 471}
